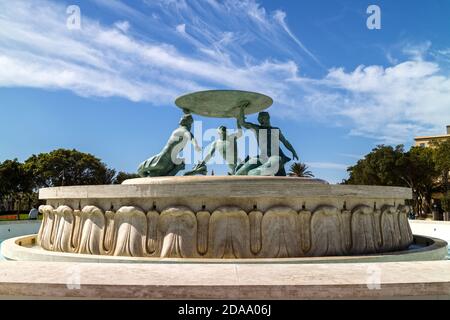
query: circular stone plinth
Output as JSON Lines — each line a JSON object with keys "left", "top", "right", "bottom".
{"left": 175, "top": 90, "right": 273, "bottom": 118}
{"left": 36, "top": 176, "right": 415, "bottom": 259}
{"left": 39, "top": 176, "right": 411, "bottom": 201}
{"left": 2, "top": 235, "right": 447, "bottom": 264}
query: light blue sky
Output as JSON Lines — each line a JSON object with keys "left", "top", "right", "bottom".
{"left": 1, "top": 0, "right": 449, "bottom": 183}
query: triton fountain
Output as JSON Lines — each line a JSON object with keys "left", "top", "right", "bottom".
{"left": 2, "top": 90, "right": 447, "bottom": 262}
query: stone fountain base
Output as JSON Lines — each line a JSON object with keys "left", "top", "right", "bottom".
{"left": 2, "top": 234, "right": 447, "bottom": 264}
{"left": 36, "top": 176, "right": 414, "bottom": 259}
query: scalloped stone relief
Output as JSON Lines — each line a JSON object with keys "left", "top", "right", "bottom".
{"left": 38, "top": 203, "right": 413, "bottom": 259}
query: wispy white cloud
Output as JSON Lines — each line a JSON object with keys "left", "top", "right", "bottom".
{"left": 385, "top": 52, "right": 398, "bottom": 65}
{"left": 0, "top": 0, "right": 186, "bottom": 103}
{"left": 90, "top": 0, "right": 145, "bottom": 20}
{"left": 322, "top": 60, "right": 450, "bottom": 143}
{"left": 114, "top": 21, "right": 130, "bottom": 33}
{"left": 0, "top": 0, "right": 306, "bottom": 103}
{"left": 273, "top": 10, "right": 323, "bottom": 68}
{"left": 176, "top": 23, "right": 186, "bottom": 34}
{"left": 306, "top": 162, "right": 349, "bottom": 170}
{"left": 338, "top": 153, "right": 364, "bottom": 160}
{"left": 141, "top": 0, "right": 322, "bottom": 68}
{"left": 402, "top": 41, "right": 432, "bottom": 61}
{"left": 0, "top": 0, "right": 449, "bottom": 146}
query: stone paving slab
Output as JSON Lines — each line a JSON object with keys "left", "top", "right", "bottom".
{"left": 0, "top": 260, "right": 449, "bottom": 299}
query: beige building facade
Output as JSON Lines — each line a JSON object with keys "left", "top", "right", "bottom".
{"left": 415, "top": 125, "right": 450, "bottom": 147}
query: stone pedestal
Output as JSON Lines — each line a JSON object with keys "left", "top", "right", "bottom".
{"left": 37, "top": 176, "right": 413, "bottom": 259}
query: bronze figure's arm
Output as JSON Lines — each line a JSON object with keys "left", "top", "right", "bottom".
{"left": 237, "top": 105, "right": 259, "bottom": 131}
{"left": 202, "top": 142, "right": 217, "bottom": 164}
{"left": 279, "top": 131, "right": 299, "bottom": 160}
{"left": 229, "top": 122, "right": 243, "bottom": 140}
{"left": 189, "top": 132, "right": 202, "bottom": 152}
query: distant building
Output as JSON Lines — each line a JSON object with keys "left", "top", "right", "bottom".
{"left": 415, "top": 125, "right": 450, "bottom": 147}
{"left": 414, "top": 125, "right": 450, "bottom": 215}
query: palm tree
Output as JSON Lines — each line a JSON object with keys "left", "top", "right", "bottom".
{"left": 289, "top": 162, "right": 314, "bottom": 178}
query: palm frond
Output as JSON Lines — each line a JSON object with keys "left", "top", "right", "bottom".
{"left": 289, "top": 162, "right": 314, "bottom": 178}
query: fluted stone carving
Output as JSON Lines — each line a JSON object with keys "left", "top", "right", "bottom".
{"left": 112, "top": 206, "right": 147, "bottom": 257}
{"left": 380, "top": 206, "right": 401, "bottom": 252}
{"left": 78, "top": 206, "right": 105, "bottom": 255}
{"left": 249, "top": 211, "right": 263, "bottom": 255}
{"left": 71, "top": 210, "right": 82, "bottom": 253}
{"left": 351, "top": 205, "right": 379, "bottom": 254}
{"left": 398, "top": 205, "right": 414, "bottom": 248}
{"left": 53, "top": 205, "right": 74, "bottom": 253}
{"left": 310, "top": 206, "right": 348, "bottom": 256}
{"left": 209, "top": 207, "right": 251, "bottom": 258}
{"left": 159, "top": 207, "right": 198, "bottom": 258}
{"left": 37, "top": 205, "right": 55, "bottom": 251}
{"left": 340, "top": 209, "right": 352, "bottom": 253}
{"left": 196, "top": 211, "right": 210, "bottom": 256}
{"left": 38, "top": 203, "right": 414, "bottom": 259}
{"left": 298, "top": 210, "right": 312, "bottom": 253}
{"left": 103, "top": 211, "right": 116, "bottom": 253}
{"left": 261, "top": 207, "right": 301, "bottom": 258}
{"left": 146, "top": 210, "right": 159, "bottom": 256}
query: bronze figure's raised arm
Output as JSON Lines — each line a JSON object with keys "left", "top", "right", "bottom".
{"left": 235, "top": 105, "right": 299, "bottom": 176}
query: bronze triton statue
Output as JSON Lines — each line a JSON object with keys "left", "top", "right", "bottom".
{"left": 138, "top": 113, "right": 202, "bottom": 177}
{"left": 138, "top": 90, "right": 299, "bottom": 177}
{"left": 236, "top": 106, "right": 298, "bottom": 176}
{"left": 198, "top": 124, "right": 243, "bottom": 175}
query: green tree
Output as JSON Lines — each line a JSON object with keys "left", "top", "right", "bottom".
{"left": 345, "top": 145, "right": 405, "bottom": 186}
{"left": 24, "top": 149, "right": 116, "bottom": 188}
{"left": 442, "top": 192, "right": 450, "bottom": 213}
{"left": 397, "top": 147, "right": 440, "bottom": 215}
{"left": 432, "top": 139, "right": 450, "bottom": 194}
{"left": 113, "top": 172, "right": 140, "bottom": 184}
{"left": 345, "top": 145, "right": 439, "bottom": 216}
{"left": 0, "top": 159, "right": 34, "bottom": 212}
{"left": 289, "top": 162, "right": 314, "bottom": 178}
